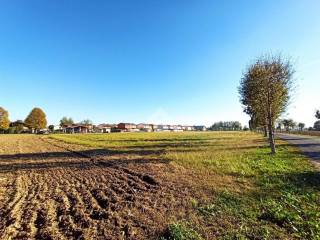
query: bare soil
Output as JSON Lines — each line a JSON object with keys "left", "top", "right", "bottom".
{"left": 0, "top": 135, "right": 197, "bottom": 240}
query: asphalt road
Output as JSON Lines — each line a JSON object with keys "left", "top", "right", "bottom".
{"left": 277, "top": 133, "right": 320, "bottom": 169}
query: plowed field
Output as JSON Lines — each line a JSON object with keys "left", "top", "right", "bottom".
{"left": 0, "top": 135, "right": 193, "bottom": 239}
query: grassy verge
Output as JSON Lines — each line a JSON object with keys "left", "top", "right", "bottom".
{"left": 49, "top": 132, "right": 320, "bottom": 239}
{"left": 169, "top": 142, "right": 320, "bottom": 239}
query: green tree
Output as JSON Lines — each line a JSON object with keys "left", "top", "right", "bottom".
{"left": 239, "top": 55, "right": 294, "bottom": 154}
{"left": 48, "top": 125, "right": 55, "bottom": 132}
{"left": 80, "top": 119, "right": 93, "bottom": 125}
{"left": 314, "top": 121, "right": 320, "bottom": 131}
{"left": 290, "top": 121, "right": 297, "bottom": 130}
{"left": 282, "top": 119, "right": 294, "bottom": 131}
{"left": 276, "top": 121, "right": 283, "bottom": 131}
{"left": 315, "top": 110, "right": 320, "bottom": 120}
{"left": 298, "top": 122, "right": 305, "bottom": 131}
{"left": 25, "top": 107, "right": 47, "bottom": 132}
{"left": 0, "top": 107, "right": 10, "bottom": 133}
{"left": 210, "top": 121, "right": 242, "bottom": 131}
{"left": 282, "top": 119, "right": 289, "bottom": 131}
{"left": 60, "top": 117, "right": 74, "bottom": 127}
{"left": 239, "top": 65, "right": 269, "bottom": 136}
{"left": 243, "top": 126, "right": 249, "bottom": 131}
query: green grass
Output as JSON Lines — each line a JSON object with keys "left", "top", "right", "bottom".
{"left": 161, "top": 222, "right": 204, "bottom": 240}
{"left": 49, "top": 132, "right": 320, "bottom": 239}
{"left": 50, "top": 131, "right": 225, "bottom": 148}
{"left": 189, "top": 144, "right": 320, "bottom": 239}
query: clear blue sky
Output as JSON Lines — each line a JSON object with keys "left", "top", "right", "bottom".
{"left": 1, "top": 1, "right": 319, "bottom": 127}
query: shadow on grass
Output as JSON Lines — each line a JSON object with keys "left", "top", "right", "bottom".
{"left": 0, "top": 138, "right": 269, "bottom": 173}
{"left": 291, "top": 151, "right": 320, "bottom": 162}
{"left": 0, "top": 148, "right": 163, "bottom": 161}
{"left": 112, "top": 141, "right": 221, "bottom": 149}
{"left": 0, "top": 154, "right": 170, "bottom": 173}
{"left": 275, "top": 171, "right": 320, "bottom": 190}
{"left": 95, "top": 138, "right": 216, "bottom": 143}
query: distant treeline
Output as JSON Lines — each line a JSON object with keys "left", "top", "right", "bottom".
{"left": 0, "top": 107, "right": 47, "bottom": 134}
{"left": 209, "top": 121, "right": 243, "bottom": 131}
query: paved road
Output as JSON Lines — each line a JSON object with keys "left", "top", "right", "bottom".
{"left": 277, "top": 133, "right": 320, "bottom": 169}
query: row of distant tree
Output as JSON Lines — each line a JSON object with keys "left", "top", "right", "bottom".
{"left": 0, "top": 106, "right": 95, "bottom": 133}
{"left": 209, "top": 121, "right": 242, "bottom": 131}
{"left": 276, "top": 116, "right": 320, "bottom": 131}
{"left": 208, "top": 115, "right": 320, "bottom": 133}
{"left": 277, "top": 113, "right": 320, "bottom": 131}
{"left": 0, "top": 107, "right": 47, "bottom": 133}
{"left": 277, "top": 119, "right": 305, "bottom": 131}
{"left": 58, "top": 117, "right": 93, "bottom": 127}
{"left": 1, "top": 105, "right": 319, "bottom": 135}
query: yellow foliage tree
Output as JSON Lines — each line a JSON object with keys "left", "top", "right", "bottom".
{"left": 0, "top": 107, "right": 10, "bottom": 133}
{"left": 25, "top": 107, "right": 47, "bottom": 131}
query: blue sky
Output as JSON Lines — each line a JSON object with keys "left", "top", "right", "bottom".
{"left": 0, "top": 1, "right": 319, "bottom": 127}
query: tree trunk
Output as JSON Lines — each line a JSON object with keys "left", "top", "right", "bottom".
{"left": 263, "top": 126, "right": 268, "bottom": 137}
{"left": 249, "top": 119, "right": 252, "bottom": 130}
{"left": 268, "top": 127, "right": 275, "bottom": 154}
{"left": 268, "top": 116, "right": 276, "bottom": 154}
{"left": 266, "top": 87, "right": 276, "bottom": 154}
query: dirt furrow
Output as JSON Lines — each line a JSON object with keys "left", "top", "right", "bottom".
{"left": 0, "top": 135, "right": 187, "bottom": 239}
{"left": 2, "top": 175, "right": 30, "bottom": 239}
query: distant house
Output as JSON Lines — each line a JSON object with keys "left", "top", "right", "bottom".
{"left": 169, "top": 125, "right": 183, "bottom": 132}
{"left": 117, "top": 123, "right": 138, "bottom": 132}
{"left": 155, "top": 125, "right": 162, "bottom": 131}
{"left": 194, "top": 125, "right": 207, "bottom": 131}
{"left": 63, "top": 124, "right": 90, "bottom": 134}
{"left": 182, "top": 126, "right": 194, "bottom": 131}
{"left": 9, "top": 120, "right": 29, "bottom": 133}
{"left": 157, "top": 124, "right": 170, "bottom": 132}
{"left": 10, "top": 120, "right": 24, "bottom": 127}
{"left": 151, "top": 124, "right": 158, "bottom": 131}
{"left": 53, "top": 125, "right": 64, "bottom": 133}
{"left": 37, "top": 129, "right": 49, "bottom": 134}
{"left": 176, "top": 125, "right": 183, "bottom": 131}
{"left": 137, "top": 123, "right": 153, "bottom": 132}
{"left": 96, "top": 124, "right": 112, "bottom": 133}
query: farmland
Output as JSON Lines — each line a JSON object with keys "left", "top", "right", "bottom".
{"left": 0, "top": 132, "right": 319, "bottom": 239}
